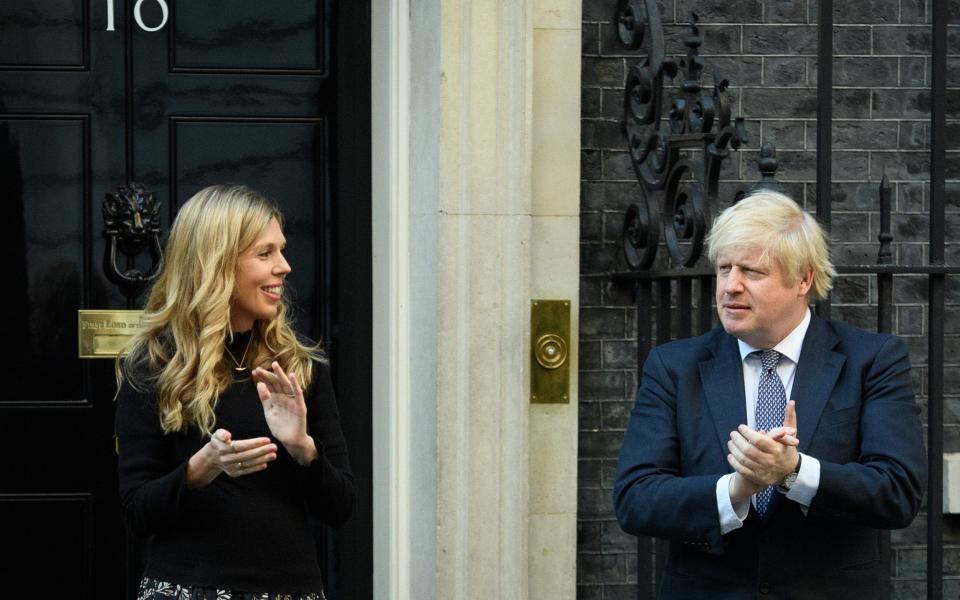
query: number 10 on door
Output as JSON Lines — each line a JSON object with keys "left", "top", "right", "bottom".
{"left": 106, "top": 0, "right": 170, "bottom": 32}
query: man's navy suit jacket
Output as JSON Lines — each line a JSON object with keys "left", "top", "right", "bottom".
{"left": 613, "top": 316, "right": 927, "bottom": 600}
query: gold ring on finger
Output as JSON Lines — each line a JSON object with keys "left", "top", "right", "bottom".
{"left": 238, "top": 461, "right": 244, "bottom": 470}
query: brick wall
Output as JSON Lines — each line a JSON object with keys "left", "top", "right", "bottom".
{"left": 578, "top": 0, "right": 960, "bottom": 598}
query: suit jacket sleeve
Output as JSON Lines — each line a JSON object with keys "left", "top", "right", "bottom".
{"left": 613, "top": 346, "right": 726, "bottom": 552}
{"left": 806, "top": 334, "right": 926, "bottom": 528}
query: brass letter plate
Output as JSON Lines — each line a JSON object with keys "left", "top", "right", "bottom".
{"left": 78, "top": 310, "right": 145, "bottom": 358}
{"left": 531, "top": 299, "right": 570, "bottom": 404}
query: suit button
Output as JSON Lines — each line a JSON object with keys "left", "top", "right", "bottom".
{"left": 759, "top": 583, "right": 770, "bottom": 594}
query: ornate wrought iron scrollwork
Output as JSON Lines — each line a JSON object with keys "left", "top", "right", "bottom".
{"left": 621, "top": 187, "right": 660, "bottom": 271}
{"left": 619, "top": 0, "right": 677, "bottom": 190}
{"left": 662, "top": 159, "right": 708, "bottom": 267}
{"left": 616, "top": 4, "right": 776, "bottom": 271}
{"left": 103, "top": 182, "right": 164, "bottom": 301}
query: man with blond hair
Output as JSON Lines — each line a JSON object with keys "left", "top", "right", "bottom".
{"left": 614, "top": 190, "right": 926, "bottom": 599}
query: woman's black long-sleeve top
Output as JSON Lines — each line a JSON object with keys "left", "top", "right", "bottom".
{"left": 115, "top": 334, "right": 355, "bottom": 592}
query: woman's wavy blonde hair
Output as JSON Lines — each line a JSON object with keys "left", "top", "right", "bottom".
{"left": 115, "top": 184, "right": 323, "bottom": 436}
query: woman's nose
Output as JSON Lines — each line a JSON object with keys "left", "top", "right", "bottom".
{"left": 275, "top": 252, "right": 292, "bottom": 275}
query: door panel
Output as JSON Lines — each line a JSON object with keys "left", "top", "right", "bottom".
{"left": 171, "top": 2, "right": 326, "bottom": 72}
{"left": 3, "top": 116, "right": 87, "bottom": 402}
{"left": 0, "top": 0, "right": 87, "bottom": 69}
{"left": 170, "top": 116, "right": 326, "bottom": 335}
{"left": 4, "top": 494, "right": 95, "bottom": 593}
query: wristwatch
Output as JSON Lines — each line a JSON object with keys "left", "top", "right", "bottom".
{"left": 778, "top": 454, "right": 802, "bottom": 492}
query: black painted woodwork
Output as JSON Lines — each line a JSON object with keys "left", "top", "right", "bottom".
{"left": 0, "top": 2, "right": 371, "bottom": 598}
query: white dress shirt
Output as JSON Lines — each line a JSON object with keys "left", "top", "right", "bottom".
{"left": 715, "top": 309, "right": 822, "bottom": 534}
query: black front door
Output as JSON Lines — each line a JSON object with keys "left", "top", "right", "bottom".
{"left": 0, "top": 2, "right": 371, "bottom": 597}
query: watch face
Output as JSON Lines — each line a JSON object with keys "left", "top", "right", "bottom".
{"left": 782, "top": 473, "right": 798, "bottom": 489}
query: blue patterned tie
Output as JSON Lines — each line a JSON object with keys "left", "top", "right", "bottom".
{"left": 754, "top": 349, "right": 786, "bottom": 518}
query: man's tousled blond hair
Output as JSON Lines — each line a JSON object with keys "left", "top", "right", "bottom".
{"left": 706, "top": 190, "right": 835, "bottom": 300}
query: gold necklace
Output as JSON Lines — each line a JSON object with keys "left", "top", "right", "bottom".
{"left": 224, "top": 334, "right": 252, "bottom": 372}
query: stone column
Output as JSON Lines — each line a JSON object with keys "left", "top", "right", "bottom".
{"left": 374, "top": 0, "right": 580, "bottom": 596}
{"left": 435, "top": 0, "right": 533, "bottom": 598}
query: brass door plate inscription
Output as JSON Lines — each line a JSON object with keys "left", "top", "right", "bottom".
{"left": 78, "top": 310, "right": 145, "bottom": 358}
{"left": 531, "top": 299, "right": 570, "bottom": 404}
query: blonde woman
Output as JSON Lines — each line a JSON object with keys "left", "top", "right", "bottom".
{"left": 115, "top": 185, "right": 354, "bottom": 600}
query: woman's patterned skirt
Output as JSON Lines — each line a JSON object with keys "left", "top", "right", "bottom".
{"left": 137, "top": 577, "right": 326, "bottom": 600}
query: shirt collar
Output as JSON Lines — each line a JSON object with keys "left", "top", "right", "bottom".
{"left": 737, "top": 308, "right": 811, "bottom": 365}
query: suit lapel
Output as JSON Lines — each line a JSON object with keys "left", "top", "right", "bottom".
{"left": 791, "top": 316, "right": 845, "bottom": 454}
{"left": 700, "top": 332, "right": 748, "bottom": 455}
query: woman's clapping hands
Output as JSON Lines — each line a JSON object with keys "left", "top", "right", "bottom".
{"left": 252, "top": 361, "right": 318, "bottom": 466}
{"left": 186, "top": 429, "right": 277, "bottom": 489}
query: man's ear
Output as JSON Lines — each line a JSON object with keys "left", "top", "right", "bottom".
{"left": 798, "top": 269, "right": 814, "bottom": 295}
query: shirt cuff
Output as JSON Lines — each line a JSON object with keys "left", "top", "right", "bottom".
{"left": 784, "top": 453, "right": 820, "bottom": 513}
{"left": 716, "top": 473, "right": 750, "bottom": 534}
